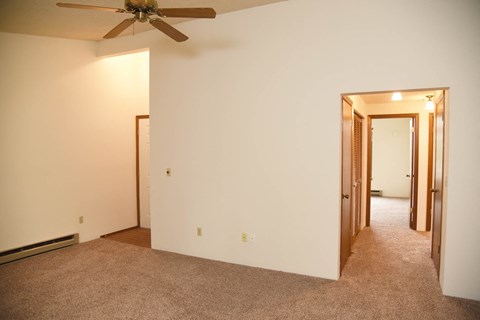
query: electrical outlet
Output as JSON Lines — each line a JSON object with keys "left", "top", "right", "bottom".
{"left": 241, "top": 232, "right": 248, "bottom": 242}
{"left": 197, "top": 227, "right": 202, "bottom": 237}
{"left": 79, "top": 216, "right": 84, "bottom": 224}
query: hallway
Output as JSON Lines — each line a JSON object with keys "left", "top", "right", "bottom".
{"left": 340, "top": 197, "right": 469, "bottom": 318}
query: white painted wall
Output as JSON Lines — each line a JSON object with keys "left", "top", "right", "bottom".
{"left": 0, "top": 32, "right": 149, "bottom": 251}
{"left": 80, "top": 0, "right": 480, "bottom": 301}
{"left": 371, "top": 118, "right": 411, "bottom": 198}
{"left": 144, "top": 0, "right": 480, "bottom": 299}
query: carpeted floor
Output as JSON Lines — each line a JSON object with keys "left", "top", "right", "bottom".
{"left": 0, "top": 197, "right": 479, "bottom": 319}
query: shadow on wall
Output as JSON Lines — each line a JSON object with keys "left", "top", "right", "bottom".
{"left": 157, "top": 37, "right": 239, "bottom": 58}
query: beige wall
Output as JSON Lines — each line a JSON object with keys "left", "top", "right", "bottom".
{"left": 0, "top": 32, "right": 149, "bottom": 250}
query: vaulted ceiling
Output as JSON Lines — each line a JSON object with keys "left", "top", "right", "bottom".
{"left": 0, "top": 0, "right": 284, "bottom": 41}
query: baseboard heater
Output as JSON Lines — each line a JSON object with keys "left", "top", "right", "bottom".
{"left": 371, "top": 190, "right": 383, "bottom": 197}
{"left": 0, "top": 233, "right": 79, "bottom": 265}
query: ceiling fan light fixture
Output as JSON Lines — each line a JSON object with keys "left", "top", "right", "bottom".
{"left": 391, "top": 92, "right": 403, "bottom": 101}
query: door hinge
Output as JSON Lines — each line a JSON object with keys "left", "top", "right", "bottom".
{"left": 410, "top": 208, "right": 414, "bottom": 222}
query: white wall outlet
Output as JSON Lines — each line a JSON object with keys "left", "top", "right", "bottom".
{"left": 197, "top": 227, "right": 202, "bottom": 237}
{"left": 79, "top": 216, "right": 84, "bottom": 224}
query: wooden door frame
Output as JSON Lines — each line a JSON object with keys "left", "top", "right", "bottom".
{"left": 431, "top": 91, "right": 447, "bottom": 276}
{"left": 352, "top": 110, "right": 364, "bottom": 243}
{"left": 426, "top": 113, "right": 434, "bottom": 231}
{"left": 340, "top": 96, "right": 354, "bottom": 273}
{"left": 366, "top": 113, "right": 419, "bottom": 228}
{"left": 136, "top": 115, "right": 150, "bottom": 227}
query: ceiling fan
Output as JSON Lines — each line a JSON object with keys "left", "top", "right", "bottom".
{"left": 56, "top": 0, "right": 216, "bottom": 42}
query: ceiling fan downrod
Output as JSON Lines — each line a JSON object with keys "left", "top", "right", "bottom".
{"left": 134, "top": 11, "right": 149, "bottom": 23}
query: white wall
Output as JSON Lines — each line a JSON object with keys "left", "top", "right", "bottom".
{"left": 371, "top": 118, "right": 411, "bottom": 198}
{"left": 0, "top": 32, "right": 149, "bottom": 251}
{"left": 102, "top": 0, "right": 480, "bottom": 301}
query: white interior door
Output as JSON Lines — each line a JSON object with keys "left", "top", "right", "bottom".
{"left": 139, "top": 118, "right": 151, "bottom": 228}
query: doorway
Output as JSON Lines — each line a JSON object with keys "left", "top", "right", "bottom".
{"left": 339, "top": 88, "right": 448, "bottom": 278}
{"left": 366, "top": 114, "right": 419, "bottom": 230}
{"left": 101, "top": 114, "right": 152, "bottom": 248}
{"left": 136, "top": 115, "right": 151, "bottom": 228}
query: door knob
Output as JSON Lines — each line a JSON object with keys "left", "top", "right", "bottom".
{"left": 431, "top": 188, "right": 439, "bottom": 193}
{"left": 342, "top": 194, "right": 350, "bottom": 199}
{"left": 406, "top": 174, "right": 410, "bottom": 177}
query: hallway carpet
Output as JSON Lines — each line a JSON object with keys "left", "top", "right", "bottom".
{"left": 0, "top": 197, "right": 479, "bottom": 319}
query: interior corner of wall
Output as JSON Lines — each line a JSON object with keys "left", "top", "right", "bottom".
{"left": 95, "top": 28, "right": 160, "bottom": 58}
{"left": 96, "top": 45, "right": 150, "bottom": 59}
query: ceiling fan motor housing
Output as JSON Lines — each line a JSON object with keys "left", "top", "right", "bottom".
{"left": 125, "top": 0, "right": 158, "bottom": 13}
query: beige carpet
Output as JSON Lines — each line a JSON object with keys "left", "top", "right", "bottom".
{"left": 0, "top": 197, "right": 479, "bottom": 319}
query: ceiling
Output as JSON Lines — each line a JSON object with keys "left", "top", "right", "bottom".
{"left": 359, "top": 91, "right": 437, "bottom": 104}
{"left": 0, "top": 0, "right": 284, "bottom": 41}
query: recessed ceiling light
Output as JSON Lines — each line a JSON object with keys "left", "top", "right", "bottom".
{"left": 391, "top": 92, "right": 402, "bottom": 101}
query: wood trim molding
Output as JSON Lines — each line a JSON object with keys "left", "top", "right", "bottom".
{"left": 354, "top": 109, "right": 364, "bottom": 119}
{"left": 426, "top": 113, "right": 434, "bottom": 232}
{"left": 343, "top": 87, "right": 449, "bottom": 97}
{"left": 136, "top": 115, "right": 150, "bottom": 227}
{"left": 366, "top": 116, "right": 372, "bottom": 226}
{"left": 342, "top": 96, "right": 353, "bottom": 106}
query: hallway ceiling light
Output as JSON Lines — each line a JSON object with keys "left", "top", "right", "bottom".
{"left": 391, "top": 92, "right": 403, "bottom": 101}
{"left": 425, "top": 95, "right": 435, "bottom": 111}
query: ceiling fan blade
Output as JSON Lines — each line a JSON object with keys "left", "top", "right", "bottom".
{"left": 56, "top": 2, "right": 125, "bottom": 13}
{"left": 157, "top": 8, "right": 216, "bottom": 19}
{"left": 103, "top": 19, "right": 136, "bottom": 39}
{"left": 149, "top": 19, "right": 188, "bottom": 42}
